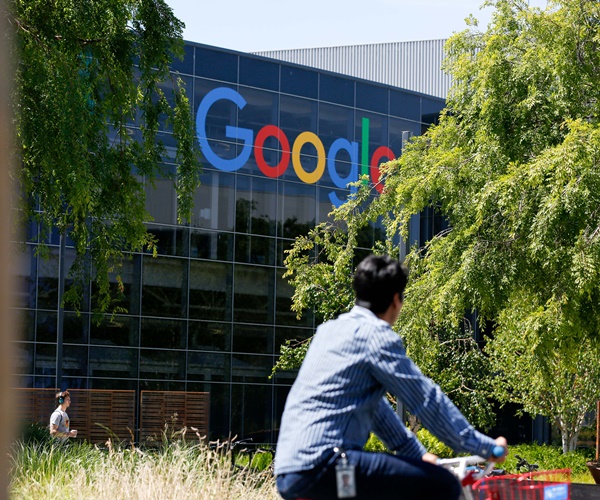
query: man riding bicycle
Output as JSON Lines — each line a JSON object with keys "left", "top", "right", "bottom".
{"left": 274, "top": 254, "right": 507, "bottom": 500}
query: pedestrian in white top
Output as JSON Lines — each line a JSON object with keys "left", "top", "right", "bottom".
{"left": 49, "top": 390, "right": 77, "bottom": 442}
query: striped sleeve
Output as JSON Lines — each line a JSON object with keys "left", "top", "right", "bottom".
{"left": 367, "top": 326, "right": 497, "bottom": 458}
{"left": 372, "top": 397, "right": 426, "bottom": 458}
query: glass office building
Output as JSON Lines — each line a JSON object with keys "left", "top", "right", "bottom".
{"left": 12, "top": 43, "right": 445, "bottom": 443}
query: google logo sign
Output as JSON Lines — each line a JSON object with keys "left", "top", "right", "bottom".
{"left": 196, "top": 87, "right": 396, "bottom": 207}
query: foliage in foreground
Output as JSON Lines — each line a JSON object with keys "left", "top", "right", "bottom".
{"left": 279, "top": 0, "right": 600, "bottom": 451}
{"left": 10, "top": 440, "right": 278, "bottom": 500}
{"left": 365, "top": 431, "right": 595, "bottom": 483}
{"left": 7, "top": 0, "right": 201, "bottom": 314}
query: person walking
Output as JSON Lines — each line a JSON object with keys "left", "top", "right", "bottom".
{"left": 274, "top": 254, "right": 507, "bottom": 500}
{"left": 49, "top": 390, "right": 77, "bottom": 442}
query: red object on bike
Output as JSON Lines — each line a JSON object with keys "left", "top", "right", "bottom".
{"left": 472, "top": 469, "right": 571, "bottom": 500}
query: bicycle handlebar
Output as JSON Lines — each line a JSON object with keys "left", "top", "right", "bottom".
{"left": 437, "top": 445, "right": 506, "bottom": 482}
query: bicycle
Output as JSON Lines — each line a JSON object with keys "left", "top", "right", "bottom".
{"left": 439, "top": 447, "right": 572, "bottom": 500}
{"left": 438, "top": 445, "right": 506, "bottom": 500}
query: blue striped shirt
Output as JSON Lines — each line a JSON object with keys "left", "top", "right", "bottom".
{"left": 274, "top": 305, "right": 496, "bottom": 476}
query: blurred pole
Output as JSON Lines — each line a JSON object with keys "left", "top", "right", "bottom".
{"left": 0, "top": 0, "right": 16, "bottom": 497}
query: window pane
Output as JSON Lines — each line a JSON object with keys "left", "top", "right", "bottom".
{"left": 190, "top": 229, "right": 234, "bottom": 261}
{"left": 140, "top": 349, "right": 186, "bottom": 380}
{"left": 35, "top": 343, "right": 56, "bottom": 376}
{"left": 147, "top": 224, "right": 189, "bottom": 257}
{"left": 141, "top": 318, "right": 186, "bottom": 349}
{"left": 233, "top": 265, "right": 274, "bottom": 324}
{"left": 188, "top": 351, "right": 230, "bottom": 382}
{"left": 232, "top": 354, "right": 273, "bottom": 383}
{"left": 188, "top": 321, "right": 231, "bottom": 351}
{"left": 141, "top": 256, "right": 186, "bottom": 318}
{"left": 90, "top": 346, "right": 139, "bottom": 379}
{"left": 235, "top": 175, "right": 277, "bottom": 236}
{"left": 189, "top": 260, "right": 233, "bottom": 321}
{"left": 390, "top": 90, "right": 420, "bottom": 121}
{"left": 64, "top": 312, "right": 89, "bottom": 344}
{"left": 276, "top": 270, "right": 313, "bottom": 327}
{"left": 191, "top": 170, "right": 236, "bottom": 231}
{"left": 320, "top": 73, "right": 354, "bottom": 107}
{"left": 195, "top": 47, "right": 237, "bottom": 82}
{"left": 356, "top": 82, "right": 388, "bottom": 114}
{"left": 231, "top": 383, "right": 273, "bottom": 442}
{"left": 235, "top": 235, "right": 275, "bottom": 266}
{"left": 281, "top": 65, "right": 318, "bottom": 98}
{"left": 278, "top": 182, "right": 316, "bottom": 239}
{"left": 91, "top": 315, "right": 139, "bottom": 347}
{"left": 63, "top": 345, "right": 88, "bottom": 377}
{"left": 233, "top": 324, "right": 273, "bottom": 354}
{"left": 239, "top": 58, "right": 279, "bottom": 91}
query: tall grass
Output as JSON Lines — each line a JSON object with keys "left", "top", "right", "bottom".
{"left": 10, "top": 440, "right": 280, "bottom": 499}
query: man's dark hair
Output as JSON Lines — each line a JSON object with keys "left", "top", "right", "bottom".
{"left": 352, "top": 255, "right": 408, "bottom": 314}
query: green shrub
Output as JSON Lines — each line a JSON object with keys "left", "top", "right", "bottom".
{"left": 18, "top": 422, "right": 52, "bottom": 446}
{"left": 416, "top": 428, "right": 454, "bottom": 458}
{"left": 363, "top": 433, "right": 388, "bottom": 453}
{"left": 503, "top": 444, "right": 594, "bottom": 476}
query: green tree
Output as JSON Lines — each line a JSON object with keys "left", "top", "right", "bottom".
{"left": 281, "top": 0, "right": 600, "bottom": 446}
{"left": 8, "top": 0, "right": 200, "bottom": 312}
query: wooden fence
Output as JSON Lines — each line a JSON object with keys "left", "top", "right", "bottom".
{"left": 15, "top": 388, "right": 210, "bottom": 445}
{"left": 139, "top": 390, "right": 210, "bottom": 444}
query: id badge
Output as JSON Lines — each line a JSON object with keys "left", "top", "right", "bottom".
{"left": 335, "top": 462, "right": 357, "bottom": 498}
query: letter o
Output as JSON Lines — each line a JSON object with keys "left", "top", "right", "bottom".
{"left": 254, "top": 125, "right": 291, "bottom": 178}
{"left": 292, "top": 131, "right": 326, "bottom": 184}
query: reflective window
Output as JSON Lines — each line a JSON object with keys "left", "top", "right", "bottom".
{"left": 34, "top": 343, "right": 56, "bottom": 376}
{"left": 141, "top": 317, "right": 186, "bottom": 349}
{"left": 36, "top": 311, "right": 57, "bottom": 343}
{"left": 187, "top": 351, "right": 230, "bottom": 382}
{"left": 91, "top": 315, "right": 140, "bottom": 347}
{"left": 276, "top": 270, "right": 313, "bottom": 327}
{"left": 389, "top": 119, "right": 419, "bottom": 157}
{"left": 194, "top": 79, "right": 238, "bottom": 143}
{"left": 188, "top": 321, "right": 231, "bottom": 351}
{"left": 37, "top": 247, "right": 60, "bottom": 310}
{"left": 64, "top": 312, "right": 89, "bottom": 344}
{"left": 231, "top": 383, "right": 273, "bottom": 441}
{"left": 318, "top": 103, "right": 355, "bottom": 152}
{"left": 239, "top": 57, "right": 279, "bottom": 91}
{"left": 278, "top": 182, "right": 316, "bottom": 239}
{"left": 15, "top": 342, "right": 34, "bottom": 375}
{"left": 232, "top": 324, "right": 274, "bottom": 354}
{"left": 320, "top": 73, "right": 354, "bottom": 106}
{"left": 190, "top": 229, "right": 234, "bottom": 261}
{"left": 147, "top": 224, "right": 189, "bottom": 257}
{"left": 170, "top": 43, "right": 194, "bottom": 76}
{"left": 235, "top": 235, "right": 275, "bottom": 266}
{"left": 275, "top": 326, "right": 314, "bottom": 353}
{"left": 63, "top": 345, "right": 88, "bottom": 377}
{"left": 356, "top": 82, "right": 388, "bottom": 114}
{"left": 233, "top": 264, "right": 274, "bottom": 324}
{"left": 231, "top": 354, "right": 273, "bottom": 383}
{"left": 421, "top": 97, "right": 445, "bottom": 127}
{"left": 189, "top": 260, "right": 233, "bottom": 321}
{"left": 236, "top": 88, "right": 279, "bottom": 147}
{"left": 187, "top": 382, "right": 230, "bottom": 438}
{"left": 140, "top": 348, "right": 186, "bottom": 380}
{"left": 195, "top": 47, "right": 237, "bottom": 82}
{"left": 390, "top": 90, "right": 420, "bottom": 121}
{"left": 145, "top": 176, "right": 178, "bottom": 224}
{"left": 141, "top": 256, "right": 187, "bottom": 318}
{"left": 13, "top": 243, "right": 36, "bottom": 309}
{"left": 191, "top": 170, "right": 235, "bottom": 231}
{"left": 281, "top": 65, "right": 318, "bottom": 99}
{"left": 235, "top": 175, "right": 277, "bottom": 236}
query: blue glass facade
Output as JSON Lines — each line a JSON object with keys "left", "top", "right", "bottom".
{"left": 12, "top": 43, "right": 444, "bottom": 443}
